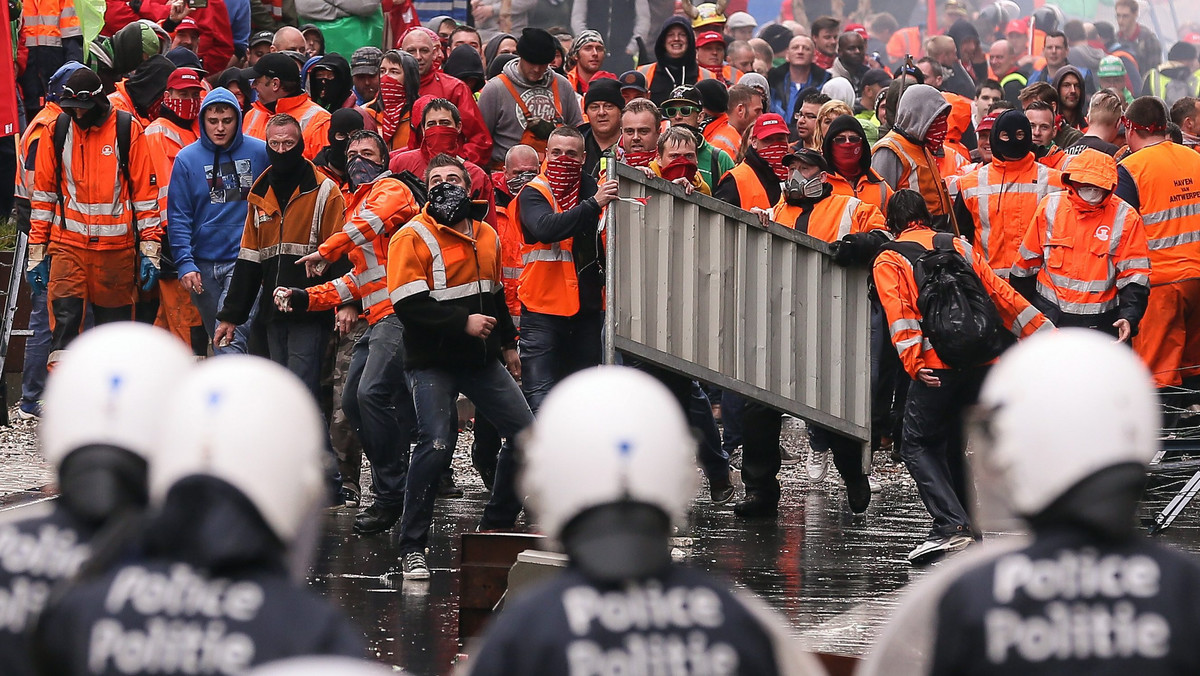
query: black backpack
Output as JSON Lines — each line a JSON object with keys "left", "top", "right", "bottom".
{"left": 883, "top": 232, "right": 1009, "bottom": 369}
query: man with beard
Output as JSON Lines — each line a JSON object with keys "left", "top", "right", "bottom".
{"left": 306, "top": 53, "right": 354, "bottom": 112}
{"left": 400, "top": 26, "right": 493, "bottom": 166}
{"left": 1053, "top": 66, "right": 1090, "bottom": 130}
{"left": 479, "top": 27, "right": 583, "bottom": 165}
{"left": 580, "top": 78, "right": 624, "bottom": 176}
{"left": 27, "top": 69, "right": 162, "bottom": 363}
{"left": 566, "top": 30, "right": 607, "bottom": 96}
{"left": 387, "top": 97, "right": 497, "bottom": 226}
{"left": 638, "top": 17, "right": 716, "bottom": 105}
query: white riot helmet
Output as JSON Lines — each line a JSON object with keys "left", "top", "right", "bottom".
{"left": 150, "top": 356, "right": 326, "bottom": 547}
{"left": 520, "top": 366, "right": 698, "bottom": 579}
{"left": 41, "top": 323, "right": 193, "bottom": 468}
{"left": 974, "top": 329, "right": 1159, "bottom": 519}
{"left": 248, "top": 657, "right": 403, "bottom": 676}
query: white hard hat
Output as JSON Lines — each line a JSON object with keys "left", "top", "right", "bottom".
{"left": 40, "top": 324, "right": 193, "bottom": 469}
{"left": 150, "top": 356, "right": 326, "bottom": 545}
{"left": 519, "top": 366, "right": 698, "bottom": 540}
{"left": 248, "top": 657, "right": 402, "bottom": 676}
{"left": 975, "top": 329, "right": 1159, "bottom": 518}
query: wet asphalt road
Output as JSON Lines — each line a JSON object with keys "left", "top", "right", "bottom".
{"left": 305, "top": 423, "right": 1200, "bottom": 676}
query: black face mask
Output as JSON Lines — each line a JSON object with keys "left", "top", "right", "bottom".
{"left": 267, "top": 140, "right": 307, "bottom": 200}
{"left": 345, "top": 156, "right": 386, "bottom": 190}
{"left": 328, "top": 137, "right": 350, "bottom": 171}
{"left": 427, "top": 181, "right": 473, "bottom": 226}
{"left": 990, "top": 109, "right": 1034, "bottom": 161}
{"left": 71, "top": 99, "right": 111, "bottom": 129}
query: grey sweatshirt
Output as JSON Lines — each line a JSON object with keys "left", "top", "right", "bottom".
{"left": 477, "top": 58, "right": 584, "bottom": 165}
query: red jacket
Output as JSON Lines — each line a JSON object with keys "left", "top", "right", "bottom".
{"left": 405, "top": 70, "right": 492, "bottom": 167}
{"left": 388, "top": 147, "right": 497, "bottom": 229}
{"left": 102, "top": 0, "right": 168, "bottom": 36}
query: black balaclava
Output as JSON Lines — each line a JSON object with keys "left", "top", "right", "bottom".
{"left": 267, "top": 138, "right": 308, "bottom": 207}
{"left": 990, "top": 109, "right": 1034, "bottom": 161}
{"left": 306, "top": 53, "right": 353, "bottom": 112}
{"left": 124, "top": 54, "right": 176, "bottom": 118}
{"left": 73, "top": 96, "right": 113, "bottom": 129}
{"left": 327, "top": 108, "right": 364, "bottom": 173}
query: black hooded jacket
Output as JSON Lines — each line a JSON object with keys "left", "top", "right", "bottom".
{"left": 444, "top": 44, "right": 485, "bottom": 92}
{"left": 822, "top": 114, "right": 888, "bottom": 188}
{"left": 484, "top": 33, "right": 516, "bottom": 74}
{"left": 122, "top": 55, "right": 176, "bottom": 119}
{"left": 645, "top": 16, "right": 701, "bottom": 105}
{"left": 307, "top": 53, "right": 353, "bottom": 112}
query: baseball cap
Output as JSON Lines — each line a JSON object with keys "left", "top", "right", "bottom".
{"left": 1184, "top": 32, "right": 1200, "bottom": 45}
{"left": 249, "top": 30, "right": 274, "bottom": 48}
{"left": 696, "top": 30, "right": 725, "bottom": 48}
{"left": 167, "top": 67, "right": 203, "bottom": 90}
{"left": 1006, "top": 18, "right": 1028, "bottom": 35}
{"left": 663, "top": 85, "right": 702, "bottom": 108}
{"left": 844, "top": 23, "right": 869, "bottom": 41}
{"left": 59, "top": 68, "right": 105, "bottom": 109}
{"left": 1098, "top": 55, "right": 1126, "bottom": 78}
{"left": 861, "top": 69, "right": 892, "bottom": 89}
{"left": 977, "top": 111, "right": 1000, "bottom": 135}
{"left": 726, "top": 11, "right": 757, "bottom": 30}
{"left": 299, "top": 23, "right": 321, "bottom": 36}
{"left": 247, "top": 52, "right": 300, "bottom": 83}
{"left": 619, "top": 69, "right": 647, "bottom": 93}
{"left": 752, "top": 113, "right": 789, "bottom": 139}
{"left": 350, "top": 46, "right": 383, "bottom": 76}
{"left": 783, "top": 146, "right": 828, "bottom": 171}
{"left": 174, "top": 17, "right": 200, "bottom": 34}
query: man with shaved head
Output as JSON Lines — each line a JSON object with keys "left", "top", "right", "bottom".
{"left": 272, "top": 26, "right": 306, "bottom": 54}
{"left": 769, "top": 35, "right": 830, "bottom": 119}
{"left": 831, "top": 31, "right": 869, "bottom": 93}
{"left": 989, "top": 39, "right": 1029, "bottom": 106}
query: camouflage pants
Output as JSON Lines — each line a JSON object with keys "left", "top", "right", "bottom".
{"left": 326, "top": 318, "right": 369, "bottom": 490}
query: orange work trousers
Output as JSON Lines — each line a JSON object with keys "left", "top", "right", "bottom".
{"left": 155, "top": 277, "right": 203, "bottom": 347}
{"left": 1133, "top": 278, "right": 1200, "bottom": 388}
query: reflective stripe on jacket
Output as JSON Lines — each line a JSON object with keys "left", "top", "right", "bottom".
{"left": 242, "top": 94, "right": 331, "bottom": 161}
{"left": 513, "top": 176, "right": 581, "bottom": 317}
{"left": 957, "top": 155, "right": 1063, "bottom": 276}
{"left": 771, "top": 193, "right": 885, "bottom": 242}
{"left": 873, "top": 131, "right": 954, "bottom": 217}
{"left": 1119, "top": 141, "right": 1200, "bottom": 284}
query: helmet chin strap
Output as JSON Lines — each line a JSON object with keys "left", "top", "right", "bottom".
{"left": 561, "top": 502, "right": 673, "bottom": 583}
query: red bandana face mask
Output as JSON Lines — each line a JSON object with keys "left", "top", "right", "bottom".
{"left": 832, "top": 141, "right": 863, "bottom": 178}
{"left": 925, "top": 115, "right": 949, "bottom": 150}
{"left": 379, "top": 75, "right": 407, "bottom": 141}
{"left": 661, "top": 156, "right": 698, "bottom": 182}
{"left": 757, "top": 142, "right": 789, "bottom": 180}
{"left": 623, "top": 149, "right": 658, "bottom": 168}
{"left": 544, "top": 156, "right": 583, "bottom": 210}
{"left": 163, "top": 96, "right": 200, "bottom": 121}
{"left": 422, "top": 125, "right": 461, "bottom": 158}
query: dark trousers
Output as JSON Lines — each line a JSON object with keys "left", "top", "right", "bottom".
{"left": 401, "top": 360, "right": 534, "bottom": 554}
{"left": 519, "top": 309, "right": 604, "bottom": 413}
{"left": 622, "top": 358, "right": 729, "bottom": 482}
{"left": 740, "top": 402, "right": 865, "bottom": 500}
{"left": 342, "top": 316, "right": 413, "bottom": 510}
{"left": 899, "top": 367, "right": 987, "bottom": 538}
{"left": 871, "top": 301, "right": 907, "bottom": 449}
{"left": 720, "top": 390, "right": 745, "bottom": 453}
{"left": 20, "top": 289, "right": 52, "bottom": 408}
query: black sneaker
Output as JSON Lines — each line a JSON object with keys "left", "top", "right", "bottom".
{"left": 846, "top": 475, "right": 871, "bottom": 514}
{"left": 710, "top": 474, "right": 736, "bottom": 505}
{"left": 907, "top": 534, "right": 973, "bottom": 565}
{"left": 733, "top": 493, "right": 779, "bottom": 518}
{"left": 402, "top": 551, "right": 430, "bottom": 580}
{"left": 342, "top": 483, "right": 361, "bottom": 508}
{"left": 438, "top": 475, "right": 464, "bottom": 498}
{"left": 353, "top": 502, "right": 403, "bottom": 535}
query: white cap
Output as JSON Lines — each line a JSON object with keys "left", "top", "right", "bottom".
{"left": 520, "top": 366, "right": 698, "bottom": 540}
{"left": 151, "top": 356, "right": 327, "bottom": 544}
{"left": 40, "top": 324, "right": 193, "bottom": 468}
{"left": 726, "top": 11, "right": 757, "bottom": 29}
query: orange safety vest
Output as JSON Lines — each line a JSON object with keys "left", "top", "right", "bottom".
{"left": 1119, "top": 141, "right": 1200, "bottom": 285}
{"left": 108, "top": 81, "right": 156, "bottom": 128}
{"left": 956, "top": 154, "right": 1063, "bottom": 276}
{"left": 827, "top": 171, "right": 893, "bottom": 217}
{"left": 387, "top": 209, "right": 504, "bottom": 307}
{"left": 700, "top": 64, "right": 744, "bottom": 86}
{"left": 873, "top": 227, "right": 1049, "bottom": 377}
{"left": 873, "top": 131, "right": 954, "bottom": 218}
{"left": 495, "top": 202, "right": 525, "bottom": 327}
{"left": 23, "top": 0, "right": 81, "bottom": 48}
{"left": 243, "top": 94, "right": 332, "bottom": 161}
{"left": 30, "top": 112, "right": 162, "bottom": 250}
{"left": 703, "top": 114, "right": 743, "bottom": 162}
{"left": 513, "top": 176, "right": 580, "bottom": 317}
{"left": 636, "top": 63, "right": 717, "bottom": 94}
{"left": 886, "top": 27, "right": 923, "bottom": 62}
{"left": 144, "top": 116, "right": 199, "bottom": 223}
{"left": 308, "top": 176, "right": 419, "bottom": 323}
{"left": 1037, "top": 147, "right": 1068, "bottom": 170}
{"left": 1011, "top": 191, "right": 1150, "bottom": 315}
{"left": 497, "top": 74, "right": 564, "bottom": 157}
{"left": 771, "top": 192, "right": 885, "bottom": 241}
{"left": 724, "top": 161, "right": 772, "bottom": 211}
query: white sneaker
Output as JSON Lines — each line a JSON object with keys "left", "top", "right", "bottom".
{"left": 805, "top": 446, "right": 829, "bottom": 480}
{"left": 868, "top": 475, "right": 882, "bottom": 493}
{"left": 907, "top": 534, "right": 974, "bottom": 565}
{"left": 402, "top": 551, "right": 430, "bottom": 580}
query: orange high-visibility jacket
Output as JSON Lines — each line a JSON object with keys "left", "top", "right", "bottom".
{"left": 1011, "top": 191, "right": 1150, "bottom": 316}
{"left": 703, "top": 113, "right": 743, "bottom": 162}
{"left": 144, "top": 116, "right": 199, "bottom": 224}
{"left": 14, "top": 104, "right": 61, "bottom": 205}
{"left": 636, "top": 63, "right": 717, "bottom": 94}
{"left": 242, "top": 93, "right": 331, "bottom": 161}
{"left": 316, "top": 172, "right": 419, "bottom": 264}
{"left": 723, "top": 161, "right": 774, "bottom": 211}
{"left": 827, "top": 170, "right": 893, "bottom": 217}
{"left": 513, "top": 176, "right": 582, "bottom": 317}
{"left": 873, "top": 227, "right": 1050, "bottom": 377}
{"left": 23, "top": 0, "right": 81, "bottom": 48}
{"left": 307, "top": 176, "right": 420, "bottom": 324}
{"left": 494, "top": 202, "right": 525, "bottom": 327}
{"left": 1120, "top": 141, "right": 1200, "bottom": 285}
{"left": 771, "top": 192, "right": 885, "bottom": 241}
{"left": 387, "top": 209, "right": 503, "bottom": 307}
{"left": 1038, "top": 146, "right": 1068, "bottom": 170}
{"left": 955, "top": 153, "right": 1063, "bottom": 277}
{"left": 30, "top": 112, "right": 162, "bottom": 250}
{"left": 873, "top": 130, "right": 954, "bottom": 217}
{"left": 108, "top": 81, "right": 155, "bottom": 128}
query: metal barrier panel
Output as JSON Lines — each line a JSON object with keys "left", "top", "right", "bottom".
{"left": 605, "top": 163, "right": 872, "bottom": 442}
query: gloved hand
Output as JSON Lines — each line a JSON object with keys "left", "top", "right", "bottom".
{"left": 139, "top": 241, "right": 161, "bottom": 290}
{"left": 831, "top": 231, "right": 889, "bottom": 267}
{"left": 25, "top": 244, "right": 49, "bottom": 295}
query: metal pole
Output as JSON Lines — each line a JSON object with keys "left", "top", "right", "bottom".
{"left": 603, "top": 158, "right": 617, "bottom": 365}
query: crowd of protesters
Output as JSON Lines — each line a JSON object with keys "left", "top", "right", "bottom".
{"left": 8, "top": 0, "right": 1200, "bottom": 591}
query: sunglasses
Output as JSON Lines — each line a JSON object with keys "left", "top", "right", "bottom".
{"left": 664, "top": 106, "right": 697, "bottom": 117}
{"left": 833, "top": 135, "right": 862, "bottom": 144}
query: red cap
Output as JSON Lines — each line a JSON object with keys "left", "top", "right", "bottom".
{"left": 1005, "top": 18, "right": 1028, "bottom": 35}
{"left": 1183, "top": 32, "right": 1200, "bottom": 45}
{"left": 696, "top": 30, "right": 724, "bottom": 48}
{"left": 977, "top": 111, "right": 1000, "bottom": 135}
{"left": 752, "top": 113, "right": 788, "bottom": 140}
{"left": 167, "top": 68, "right": 203, "bottom": 90}
{"left": 844, "top": 23, "right": 869, "bottom": 41}
{"left": 174, "top": 16, "right": 200, "bottom": 34}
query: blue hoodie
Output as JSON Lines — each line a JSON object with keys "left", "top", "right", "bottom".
{"left": 168, "top": 87, "right": 269, "bottom": 277}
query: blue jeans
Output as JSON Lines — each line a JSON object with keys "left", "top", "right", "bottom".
{"left": 519, "top": 310, "right": 604, "bottom": 413}
{"left": 400, "top": 360, "right": 533, "bottom": 554}
{"left": 265, "top": 320, "right": 328, "bottom": 401}
{"left": 191, "top": 260, "right": 256, "bottom": 355}
{"left": 20, "top": 288, "right": 51, "bottom": 408}
{"left": 342, "top": 316, "right": 413, "bottom": 510}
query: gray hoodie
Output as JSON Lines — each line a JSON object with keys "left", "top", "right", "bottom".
{"left": 872, "top": 84, "right": 950, "bottom": 191}
{"left": 477, "top": 57, "right": 584, "bottom": 165}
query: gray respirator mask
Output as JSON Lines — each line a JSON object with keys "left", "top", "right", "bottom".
{"left": 784, "top": 170, "right": 826, "bottom": 203}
